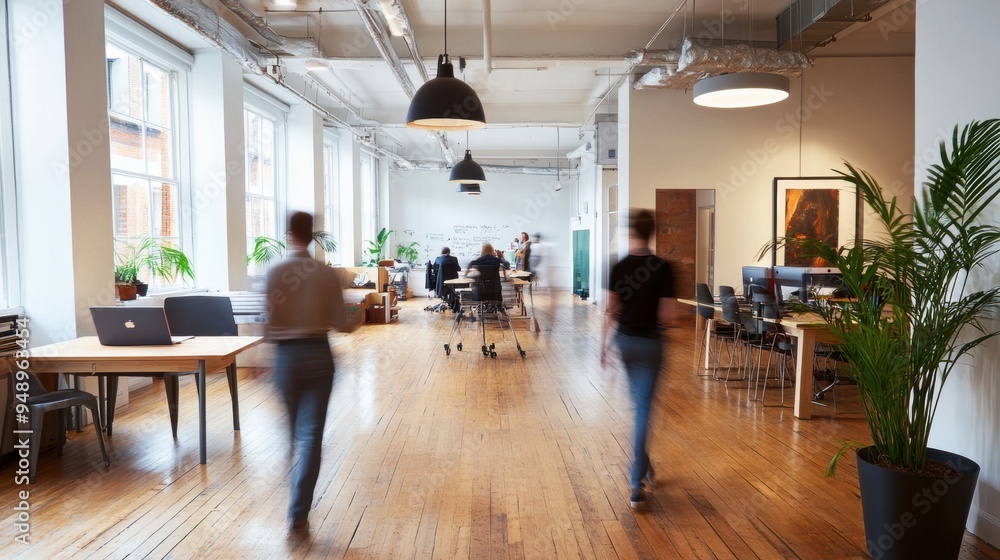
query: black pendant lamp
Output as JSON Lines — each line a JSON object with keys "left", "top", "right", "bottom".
{"left": 450, "top": 130, "right": 486, "bottom": 184}
{"left": 449, "top": 150, "right": 486, "bottom": 184}
{"left": 405, "top": 1, "right": 486, "bottom": 131}
{"left": 456, "top": 183, "right": 482, "bottom": 195}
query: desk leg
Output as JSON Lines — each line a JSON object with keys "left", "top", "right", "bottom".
{"left": 198, "top": 360, "right": 207, "bottom": 464}
{"left": 98, "top": 375, "right": 107, "bottom": 433}
{"left": 793, "top": 329, "right": 816, "bottom": 419}
{"left": 704, "top": 318, "right": 715, "bottom": 369}
{"left": 74, "top": 375, "right": 82, "bottom": 433}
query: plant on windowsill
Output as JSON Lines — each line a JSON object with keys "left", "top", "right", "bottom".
{"left": 360, "top": 227, "right": 393, "bottom": 267}
{"left": 246, "top": 231, "right": 338, "bottom": 269}
{"left": 115, "top": 237, "right": 195, "bottom": 299}
{"left": 764, "top": 120, "right": 1000, "bottom": 560}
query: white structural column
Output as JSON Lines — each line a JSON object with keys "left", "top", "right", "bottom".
{"left": 285, "top": 104, "right": 325, "bottom": 259}
{"left": 190, "top": 50, "right": 248, "bottom": 291}
{"left": 917, "top": 0, "right": 1000, "bottom": 548}
{"left": 9, "top": 0, "right": 114, "bottom": 345}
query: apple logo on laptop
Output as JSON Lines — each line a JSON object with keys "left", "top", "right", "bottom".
{"left": 124, "top": 320, "right": 136, "bottom": 329}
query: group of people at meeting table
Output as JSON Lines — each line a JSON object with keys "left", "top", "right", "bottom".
{"left": 432, "top": 232, "right": 533, "bottom": 309}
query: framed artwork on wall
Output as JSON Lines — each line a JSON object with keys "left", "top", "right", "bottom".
{"left": 771, "top": 176, "right": 861, "bottom": 267}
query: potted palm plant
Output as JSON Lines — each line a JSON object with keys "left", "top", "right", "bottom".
{"left": 772, "top": 120, "right": 1000, "bottom": 559}
{"left": 115, "top": 237, "right": 195, "bottom": 296}
{"left": 246, "top": 231, "right": 338, "bottom": 269}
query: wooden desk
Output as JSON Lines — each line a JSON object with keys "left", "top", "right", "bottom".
{"left": 677, "top": 298, "right": 831, "bottom": 420}
{"left": 443, "top": 278, "right": 474, "bottom": 286}
{"left": 19, "top": 336, "right": 262, "bottom": 464}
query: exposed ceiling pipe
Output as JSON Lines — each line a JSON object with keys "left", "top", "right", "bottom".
{"left": 483, "top": 0, "right": 492, "bottom": 75}
{"left": 147, "top": 0, "right": 266, "bottom": 73}
{"left": 148, "top": 0, "right": 418, "bottom": 170}
{"left": 304, "top": 72, "right": 377, "bottom": 126}
{"left": 217, "top": 0, "right": 285, "bottom": 45}
{"left": 353, "top": 0, "right": 457, "bottom": 165}
{"left": 383, "top": 0, "right": 430, "bottom": 82}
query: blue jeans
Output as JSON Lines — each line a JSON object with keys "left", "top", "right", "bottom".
{"left": 616, "top": 332, "right": 664, "bottom": 489}
{"left": 273, "top": 339, "right": 335, "bottom": 523}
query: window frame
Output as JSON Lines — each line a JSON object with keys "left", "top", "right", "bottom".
{"left": 243, "top": 86, "right": 288, "bottom": 276}
{"left": 322, "top": 130, "right": 341, "bottom": 266}
{"left": 106, "top": 6, "right": 194, "bottom": 290}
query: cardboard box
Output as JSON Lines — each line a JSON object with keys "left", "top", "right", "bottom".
{"left": 346, "top": 300, "right": 366, "bottom": 323}
{"left": 368, "top": 305, "right": 386, "bottom": 323}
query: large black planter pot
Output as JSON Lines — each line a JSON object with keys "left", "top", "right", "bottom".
{"left": 857, "top": 446, "right": 980, "bottom": 560}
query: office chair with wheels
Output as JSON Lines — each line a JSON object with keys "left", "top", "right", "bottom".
{"left": 11, "top": 370, "right": 110, "bottom": 483}
{"left": 444, "top": 264, "right": 524, "bottom": 358}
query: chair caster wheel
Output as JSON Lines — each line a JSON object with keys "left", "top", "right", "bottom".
{"left": 519, "top": 350, "right": 526, "bottom": 358}
{"left": 490, "top": 351, "right": 497, "bottom": 358}
{"left": 457, "top": 343, "right": 463, "bottom": 351}
{"left": 444, "top": 344, "right": 450, "bottom": 356}
{"left": 489, "top": 343, "right": 495, "bottom": 350}
{"left": 482, "top": 345, "right": 489, "bottom": 356}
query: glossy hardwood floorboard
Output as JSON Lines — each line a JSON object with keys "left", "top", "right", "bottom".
{"left": 1, "top": 291, "right": 998, "bottom": 559}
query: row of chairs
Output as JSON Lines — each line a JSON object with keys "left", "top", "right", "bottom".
{"left": 696, "top": 283, "right": 843, "bottom": 408}
{"left": 11, "top": 296, "right": 239, "bottom": 483}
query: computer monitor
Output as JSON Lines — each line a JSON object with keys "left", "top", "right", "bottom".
{"left": 773, "top": 266, "right": 842, "bottom": 305}
{"left": 802, "top": 271, "right": 847, "bottom": 303}
{"left": 741, "top": 265, "right": 772, "bottom": 299}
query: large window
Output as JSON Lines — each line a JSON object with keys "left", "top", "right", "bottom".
{"left": 323, "top": 133, "right": 341, "bottom": 265}
{"left": 244, "top": 93, "right": 285, "bottom": 276}
{"left": 106, "top": 21, "right": 190, "bottom": 289}
{"left": 359, "top": 151, "right": 377, "bottom": 248}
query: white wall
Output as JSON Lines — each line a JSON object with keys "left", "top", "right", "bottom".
{"left": 387, "top": 171, "right": 572, "bottom": 289}
{"left": 10, "top": 0, "right": 115, "bottom": 345}
{"left": 916, "top": 0, "right": 1000, "bottom": 547}
{"left": 620, "top": 56, "right": 914, "bottom": 291}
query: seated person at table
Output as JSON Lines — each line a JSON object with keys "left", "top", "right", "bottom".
{"left": 495, "top": 249, "right": 511, "bottom": 270}
{"left": 434, "top": 247, "right": 461, "bottom": 309}
{"left": 467, "top": 243, "right": 507, "bottom": 302}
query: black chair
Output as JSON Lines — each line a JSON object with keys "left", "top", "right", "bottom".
{"left": 695, "top": 283, "right": 735, "bottom": 373}
{"left": 435, "top": 257, "right": 462, "bottom": 312}
{"left": 164, "top": 296, "right": 240, "bottom": 436}
{"left": 750, "top": 292, "right": 795, "bottom": 404}
{"left": 719, "top": 285, "right": 736, "bottom": 299}
{"left": 11, "top": 371, "right": 110, "bottom": 483}
{"left": 719, "top": 295, "right": 749, "bottom": 382}
{"left": 104, "top": 296, "right": 241, "bottom": 438}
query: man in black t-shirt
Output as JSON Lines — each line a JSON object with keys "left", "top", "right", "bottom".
{"left": 601, "top": 209, "right": 678, "bottom": 511}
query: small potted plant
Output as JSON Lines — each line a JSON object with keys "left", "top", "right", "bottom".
{"left": 395, "top": 241, "right": 420, "bottom": 265}
{"left": 115, "top": 237, "right": 195, "bottom": 296}
{"left": 114, "top": 263, "right": 138, "bottom": 301}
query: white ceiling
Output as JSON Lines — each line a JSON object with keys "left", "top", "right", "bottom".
{"left": 130, "top": 0, "right": 916, "bottom": 167}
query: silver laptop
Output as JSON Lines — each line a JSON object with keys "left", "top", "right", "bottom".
{"left": 90, "top": 306, "right": 194, "bottom": 346}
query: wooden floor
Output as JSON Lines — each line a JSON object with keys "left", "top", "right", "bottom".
{"left": 2, "top": 291, "right": 998, "bottom": 559}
